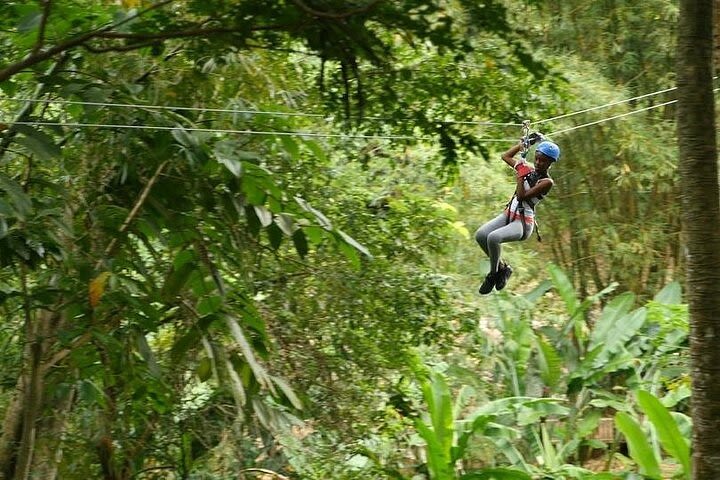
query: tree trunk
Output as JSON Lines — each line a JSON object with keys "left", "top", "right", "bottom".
{"left": 715, "top": 0, "right": 720, "bottom": 72}
{"left": 677, "top": 0, "right": 720, "bottom": 478}
{"left": 28, "top": 387, "right": 75, "bottom": 480}
{"left": 0, "top": 377, "right": 25, "bottom": 480}
{"left": 0, "top": 307, "right": 68, "bottom": 480}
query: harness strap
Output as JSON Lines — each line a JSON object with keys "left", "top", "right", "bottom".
{"left": 504, "top": 196, "right": 531, "bottom": 241}
{"left": 505, "top": 170, "right": 549, "bottom": 242}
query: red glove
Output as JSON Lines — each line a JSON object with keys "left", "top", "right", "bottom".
{"left": 515, "top": 161, "right": 533, "bottom": 177}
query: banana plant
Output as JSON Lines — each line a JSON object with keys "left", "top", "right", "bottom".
{"left": 409, "top": 364, "right": 539, "bottom": 480}
{"left": 479, "top": 266, "right": 689, "bottom": 475}
{"left": 615, "top": 390, "right": 691, "bottom": 479}
{"left": 410, "top": 364, "right": 633, "bottom": 480}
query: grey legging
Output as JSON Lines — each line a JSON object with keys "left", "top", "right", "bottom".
{"left": 474, "top": 213, "right": 534, "bottom": 274}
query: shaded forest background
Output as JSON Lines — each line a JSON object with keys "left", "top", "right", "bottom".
{"left": 0, "top": 0, "right": 705, "bottom": 479}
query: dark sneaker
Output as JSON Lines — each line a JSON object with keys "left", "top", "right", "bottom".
{"left": 495, "top": 263, "right": 513, "bottom": 291}
{"left": 478, "top": 272, "right": 497, "bottom": 295}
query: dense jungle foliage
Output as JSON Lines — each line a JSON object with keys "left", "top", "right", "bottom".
{"left": 0, "top": 0, "right": 704, "bottom": 479}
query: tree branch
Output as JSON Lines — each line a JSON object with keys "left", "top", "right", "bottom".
{"left": 0, "top": 19, "right": 303, "bottom": 84}
{"left": 0, "top": 54, "right": 70, "bottom": 161}
{"left": 81, "top": 40, "right": 161, "bottom": 54}
{"left": 0, "top": 0, "right": 174, "bottom": 83}
{"left": 131, "top": 466, "right": 175, "bottom": 478}
{"left": 0, "top": 0, "right": 386, "bottom": 84}
{"left": 240, "top": 468, "right": 290, "bottom": 480}
{"left": 101, "top": 160, "right": 169, "bottom": 261}
{"left": 95, "top": 24, "right": 275, "bottom": 41}
{"left": 32, "top": 0, "right": 53, "bottom": 56}
{"left": 290, "top": 0, "right": 385, "bottom": 19}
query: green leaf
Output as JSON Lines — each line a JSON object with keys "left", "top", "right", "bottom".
{"left": 244, "top": 205, "right": 261, "bottom": 237}
{"left": 523, "top": 279, "right": 552, "bottom": 304}
{"left": 337, "top": 230, "right": 372, "bottom": 258}
{"left": 636, "top": 390, "right": 691, "bottom": 476}
{"left": 547, "top": 263, "right": 579, "bottom": 315}
{"left": 95, "top": 205, "right": 129, "bottom": 232}
{"left": 214, "top": 140, "right": 245, "bottom": 177}
{"left": 253, "top": 205, "right": 273, "bottom": 227}
{"left": 267, "top": 195, "right": 283, "bottom": 213}
{"left": 171, "top": 127, "right": 196, "bottom": 148}
{"left": 15, "top": 126, "right": 61, "bottom": 160}
{"left": 170, "top": 315, "right": 218, "bottom": 362}
{"left": 0, "top": 200, "right": 14, "bottom": 217}
{"left": 135, "top": 332, "right": 161, "bottom": 377}
{"left": 281, "top": 136, "right": 300, "bottom": 160}
{"left": 540, "top": 423, "right": 558, "bottom": 469}
{"left": 78, "top": 379, "right": 107, "bottom": 408}
{"left": 338, "top": 240, "right": 360, "bottom": 269}
{"left": 516, "top": 399, "right": 569, "bottom": 426}
{"left": 271, "top": 375, "right": 303, "bottom": 409}
{"left": 173, "top": 249, "right": 195, "bottom": 269}
{"left": 415, "top": 370, "right": 455, "bottom": 479}
{"left": 224, "top": 355, "right": 247, "bottom": 406}
{"left": 575, "top": 410, "right": 602, "bottom": 438}
{"left": 292, "top": 229, "right": 309, "bottom": 258}
{"left": 197, "top": 295, "right": 222, "bottom": 316}
{"left": 216, "top": 152, "right": 243, "bottom": 177}
{"left": 454, "top": 414, "right": 492, "bottom": 462}
{"left": 460, "top": 468, "right": 532, "bottom": 480}
{"left": 17, "top": 10, "right": 42, "bottom": 33}
{"left": 303, "top": 225, "right": 324, "bottom": 244}
{"left": 414, "top": 419, "right": 453, "bottom": 480}
{"left": 266, "top": 223, "right": 283, "bottom": 250}
{"left": 304, "top": 139, "right": 328, "bottom": 164}
{"left": 653, "top": 281, "right": 682, "bottom": 304}
{"left": 534, "top": 333, "right": 561, "bottom": 389}
{"left": 428, "top": 372, "right": 454, "bottom": 456}
{"left": 197, "top": 357, "right": 212, "bottom": 382}
{"left": 295, "top": 196, "right": 332, "bottom": 228}
{"left": 615, "top": 411, "right": 662, "bottom": 479}
{"left": 590, "top": 293, "right": 635, "bottom": 346}
{"left": 588, "top": 292, "right": 646, "bottom": 362}
{"left": 0, "top": 174, "right": 33, "bottom": 218}
{"left": 243, "top": 179, "right": 267, "bottom": 205}
{"left": 160, "top": 260, "right": 196, "bottom": 301}
{"left": 275, "top": 213, "right": 295, "bottom": 236}
{"left": 224, "top": 315, "right": 272, "bottom": 391}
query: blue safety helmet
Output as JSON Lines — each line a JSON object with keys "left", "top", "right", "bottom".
{"left": 536, "top": 141, "right": 560, "bottom": 162}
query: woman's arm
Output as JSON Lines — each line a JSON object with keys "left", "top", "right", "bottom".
{"left": 501, "top": 142, "right": 524, "bottom": 167}
{"left": 515, "top": 176, "right": 553, "bottom": 201}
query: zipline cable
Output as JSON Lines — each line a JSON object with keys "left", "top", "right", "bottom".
{"left": 532, "top": 86, "right": 678, "bottom": 126}
{"left": 4, "top": 86, "right": 717, "bottom": 140}
{"left": 1, "top": 80, "right": 697, "bottom": 129}
{"left": 535, "top": 76, "right": 718, "bottom": 127}
{"left": 3, "top": 119, "right": 520, "bottom": 142}
{"left": 3, "top": 97, "right": 327, "bottom": 118}
{"left": 0, "top": 97, "right": 522, "bottom": 127}
{"left": 546, "top": 99, "right": 677, "bottom": 137}
{"left": 546, "top": 86, "right": 720, "bottom": 137}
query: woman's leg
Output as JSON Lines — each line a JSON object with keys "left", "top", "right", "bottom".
{"left": 475, "top": 214, "right": 508, "bottom": 260}
{"left": 485, "top": 220, "right": 531, "bottom": 273}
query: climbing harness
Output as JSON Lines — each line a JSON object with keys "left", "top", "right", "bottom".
{"left": 505, "top": 169, "right": 548, "bottom": 242}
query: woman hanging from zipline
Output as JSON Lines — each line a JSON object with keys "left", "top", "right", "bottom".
{"left": 475, "top": 131, "right": 560, "bottom": 294}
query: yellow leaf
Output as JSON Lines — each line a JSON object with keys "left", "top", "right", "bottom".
{"left": 434, "top": 201, "right": 458, "bottom": 213}
{"left": 89, "top": 272, "right": 111, "bottom": 308}
{"left": 122, "top": 0, "right": 142, "bottom": 8}
{"left": 450, "top": 220, "right": 470, "bottom": 239}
